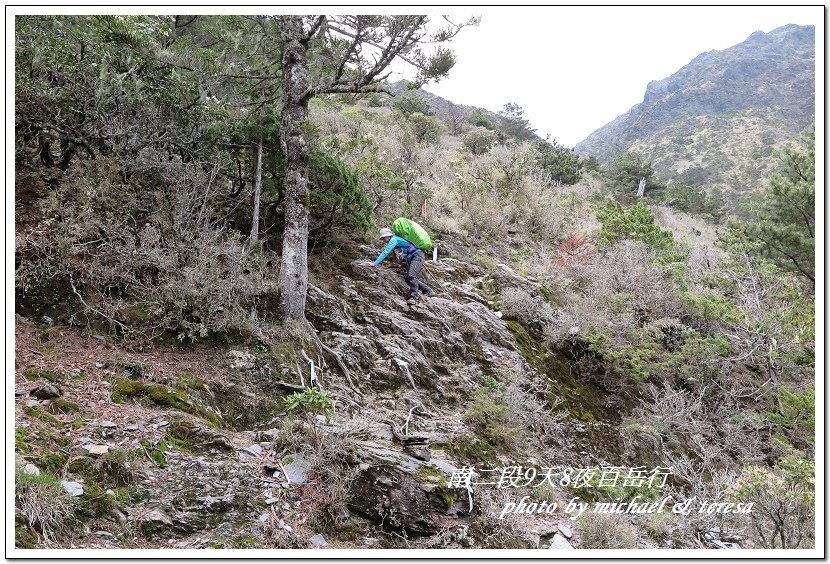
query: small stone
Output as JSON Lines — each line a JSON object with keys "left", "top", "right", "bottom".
{"left": 99, "top": 420, "right": 117, "bottom": 428}
{"left": 61, "top": 481, "right": 85, "bottom": 497}
{"left": 124, "top": 425, "right": 138, "bottom": 431}
{"left": 283, "top": 525, "right": 293, "bottom": 534}
{"left": 495, "top": 311, "right": 503, "bottom": 319}
{"left": 558, "top": 523, "right": 573, "bottom": 539}
{"left": 309, "top": 534, "right": 327, "bottom": 548}
{"left": 15, "top": 389, "right": 26, "bottom": 397}
{"left": 105, "top": 489, "right": 115, "bottom": 496}
{"left": 259, "top": 513, "right": 270, "bottom": 523}
{"left": 157, "top": 420, "right": 169, "bottom": 428}
{"left": 93, "top": 335, "right": 106, "bottom": 341}
{"left": 95, "top": 362, "right": 105, "bottom": 369}
{"left": 25, "top": 399, "right": 41, "bottom": 408}
{"left": 41, "top": 315, "right": 54, "bottom": 325}
{"left": 265, "top": 497, "right": 279, "bottom": 505}
{"left": 86, "top": 444, "right": 110, "bottom": 455}
{"left": 241, "top": 444, "right": 264, "bottom": 458}
{"left": 282, "top": 503, "right": 291, "bottom": 511}
{"left": 23, "top": 464, "right": 40, "bottom": 476}
{"left": 278, "top": 519, "right": 286, "bottom": 528}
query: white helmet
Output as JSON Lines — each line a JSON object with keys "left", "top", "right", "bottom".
{"left": 379, "top": 227, "right": 394, "bottom": 238}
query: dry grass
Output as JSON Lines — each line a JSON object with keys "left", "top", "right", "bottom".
{"left": 15, "top": 467, "right": 76, "bottom": 541}
{"left": 577, "top": 511, "right": 640, "bottom": 549}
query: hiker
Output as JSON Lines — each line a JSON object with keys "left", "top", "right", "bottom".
{"left": 372, "top": 227, "right": 432, "bottom": 305}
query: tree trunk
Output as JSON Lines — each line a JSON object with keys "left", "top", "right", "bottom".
{"left": 277, "top": 16, "right": 312, "bottom": 321}
{"left": 249, "top": 137, "right": 263, "bottom": 245}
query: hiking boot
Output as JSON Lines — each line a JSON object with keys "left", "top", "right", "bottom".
{"left": 422, "top": 288, "right": 434, "bottom": 297}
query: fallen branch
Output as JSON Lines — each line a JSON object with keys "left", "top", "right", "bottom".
{"left": 319, "top": 341, "right": 362, "bottom": 397}
{"left": 300, "top": 348, "right": 319, "bottom": 388}
{"left": 69, "top": 272, "right": 132, "bottom": 335}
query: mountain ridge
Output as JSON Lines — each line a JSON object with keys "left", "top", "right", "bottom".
{"left": 574, "top": 24, "right": 815, "bottom": 201}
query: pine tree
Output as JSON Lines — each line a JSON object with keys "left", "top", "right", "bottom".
{"left": 741, "top": 126, "right": 815, "bottom": 283}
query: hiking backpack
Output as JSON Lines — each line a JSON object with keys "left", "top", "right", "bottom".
{"left": 392, "top": 217, "right": 432, "bottom": 251}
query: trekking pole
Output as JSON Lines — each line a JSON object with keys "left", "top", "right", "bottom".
{"left": 422, "top": 264, "right": 450, "bottom": 298}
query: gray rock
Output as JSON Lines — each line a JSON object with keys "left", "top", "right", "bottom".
{"left": 25, "top": 399, "right": 40, "bottom": 408}
{"left": 282, "top": 453, "right": 311, "bottom": 484}
{"left": 346, "top": 441, "right": 466, "bottom": 535}
{"left": 61, "top": 480, "right": 84, "bottom": 497}
{"left": 241, "top": 444, "right": 264, "bottom": 458}
{"left": 558, "top": 523, "right": 573, "bottom": 539}
{"left": 137, "top": 509, "right": 173, "bottom": 537}
{"left": 167, "top": 415, "right": 233, "bottom": 452}
{"left": 15, "top": 389, "right": 26, "bottom": 397}
{"left": 41, "top": 315, "right": 54, "bottom": 325}
{"left": 229, "top": 350, "right": 257, "bottom": 371}
{"left": 31, "top": 384, "right": 61, "bottom": 400}
{"left": 95, "top": 362, "right": 105, "bottom": 369}
{"left": 548, "top": 533, "right": 574, "bottom": 549}
{"left": 259, "top": 513, "right": 270, "bottom": 523}
{"left": 99, "top": 420, "right": 118, "bottom": 428}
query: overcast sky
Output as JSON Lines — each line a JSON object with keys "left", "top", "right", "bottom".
{"left": 406, "top": 6, "right": 823, "bottom": 147}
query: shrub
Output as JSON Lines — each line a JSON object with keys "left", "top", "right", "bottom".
{"left": 406, "top": 112, "right": 442, "bottom": 144}
{"left": 533, "top": 138, "right": 582, "bottom": 186}
{"left": 500, "top": 287, "right": 555, "bottom": 332}
{"left": 578, "top": 511, "right": 639, "bottom": 548}
{"left": 468, "top": 110, "right": 497, "bottom": 130}
{"left": 15, "top": 153, "right": 277, "bottom": 341}
{"left": 392, "top": 94, "right": 432, "bottom": 117}
{"left": 596, "top": 201, "right": 679, "bottom": 259}
{"left": 462, "top": 129, "right": 498, "bottom": 155}
{"left": 728, "top": 455, "right": 814, "bottom": 548}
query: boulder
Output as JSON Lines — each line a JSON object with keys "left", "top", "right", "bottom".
{"left": 347, "top": 441, "right": 470, "bottom": 535}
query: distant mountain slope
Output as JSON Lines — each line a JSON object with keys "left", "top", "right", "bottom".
{"left": 575, "top": 24, "right": 815, "bottom": 205}
{"left": 385, "top": 79, "right": 544, "bottom": 142}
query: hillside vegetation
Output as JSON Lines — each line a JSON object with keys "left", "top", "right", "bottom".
{"left": 14, "top": 15, "right": 815, "bottom": 552}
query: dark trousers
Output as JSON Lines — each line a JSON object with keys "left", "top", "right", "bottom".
{"left": 405, "top": 251, "right": 431, "bottom": 299}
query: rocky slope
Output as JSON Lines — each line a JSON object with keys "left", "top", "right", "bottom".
{"left": 15, "top": 238, "right": 630, "bottom": 550}
{"left": 575, "top": 24, "right": 815, "bottom": 204}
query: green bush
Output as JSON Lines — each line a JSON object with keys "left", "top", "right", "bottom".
{"left": 392, "top": 94, "right": 432, "bottom": 117}
{"left": 596, "top": 201, "right": 678, "bottom": 259}
{"left": 309, "top": 150, "right": 373, "bottom": 238}
{"left": 283, "top": 387, "right": 334, "bottom": 420}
